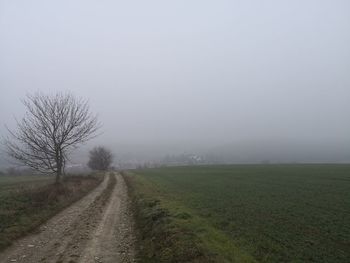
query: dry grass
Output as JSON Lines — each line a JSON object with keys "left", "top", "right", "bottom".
{"left": 0, "top": 174, "right": 103, "bottom": 250}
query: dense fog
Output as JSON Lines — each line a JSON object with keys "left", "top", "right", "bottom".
{"left": 1, "top": 1, "right": 350, "bottom": 168}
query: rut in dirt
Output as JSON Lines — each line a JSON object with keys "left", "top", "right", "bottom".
{"left": 0, "top": 172, "right": 135, "bottom": 263}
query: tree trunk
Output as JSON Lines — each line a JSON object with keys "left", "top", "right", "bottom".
{"left": 55, "top": 148, "right": 63, "bottom": 184}
{"left": 55, "top": 155, "right": 63, "bottom": 184}
{"left": 55, "top": 168, "right": 62, "bottom": 184}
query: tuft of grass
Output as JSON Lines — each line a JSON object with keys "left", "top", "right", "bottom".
{"left": 0, "top": 174, "right": 103, "bottom": 251}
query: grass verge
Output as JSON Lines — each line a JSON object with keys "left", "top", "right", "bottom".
{"left": 0, "top": 174, "right": 103, "bottom": 251}
{"left": 123, "top": 171, "right": 255, "bottom": 263}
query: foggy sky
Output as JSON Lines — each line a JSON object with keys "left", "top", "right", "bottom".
{"left": 1, "top": 1, "right": 350, "bottom": 164}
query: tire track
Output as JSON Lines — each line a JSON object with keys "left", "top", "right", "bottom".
{"left": 79, "top": 173, "right": 135, "bottom": 263}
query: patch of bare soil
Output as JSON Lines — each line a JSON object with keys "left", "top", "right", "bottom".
{"left": 79, "top": 173, "right": 136, "bottom": 263}
{"left": 0, "top": 173, "right": 135, "bottom": 263}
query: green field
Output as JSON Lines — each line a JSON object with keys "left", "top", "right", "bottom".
{"left": 126, "top": 164, "right": 350, "bottom": 262}
{"left": 0, "top": 174, "right": 102, "bottom": 250}
{"left": 0, "top": 175, "right": 53, "bottom": 190}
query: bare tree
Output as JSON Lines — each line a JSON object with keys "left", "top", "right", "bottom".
{"left": 87, "top": 146, "right": 113, "bottom": 171}
{"left": 4, "top": 92, "right": 100, "bottom": 183}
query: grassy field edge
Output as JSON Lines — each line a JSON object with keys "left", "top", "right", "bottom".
{"left": 123, "top": 171, "right": 255, "bottom": 263}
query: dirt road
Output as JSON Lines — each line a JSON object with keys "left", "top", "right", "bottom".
{"left": 0, "top": 173, "right": 135, "bottom": 263}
